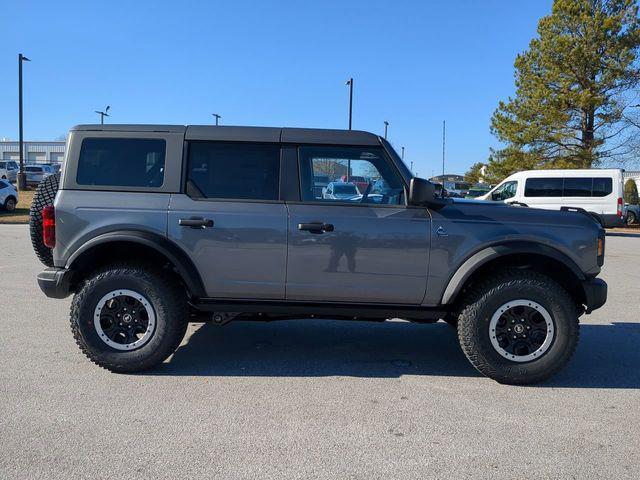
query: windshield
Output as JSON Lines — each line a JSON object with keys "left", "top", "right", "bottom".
{"left": 334, "top": 184, "right": 357, "bottom": 194}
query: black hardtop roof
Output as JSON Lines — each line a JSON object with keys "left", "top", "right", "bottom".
{"left": 71, "top": 124, "right": 381, "bottom": 146}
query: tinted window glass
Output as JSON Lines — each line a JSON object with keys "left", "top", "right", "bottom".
{"left": 524, "top": 178, "right": 562, "bottom": 197}
{"left": 0, "top": 180, "right": 8, "bottom": 189}
{"left": 592, "top": 177, "right": 613, "bottom": 197}
{"left": 0, "top": 162, "right": 5, "bottom": 168}
{"left": 492, "top": 181, "right": 517, "bottom": 200}
{"left": 563, "top": 178, "right": 592, "bottom": 197}
{"left": 299, "top": 146, "right": 404, "bottom": 205}
{"left": 77, "top": 138, "right": 165, "bottom": 187}
{"left": 187, "top": 142, "right": 279, "bottom": 200}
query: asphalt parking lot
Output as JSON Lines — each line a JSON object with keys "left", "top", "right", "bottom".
{"left": 1, "top": 225, "right": 639, "bottom": 479}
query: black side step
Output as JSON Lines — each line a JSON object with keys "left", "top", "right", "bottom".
{"left": 193, "top": 298, "right": 447, "bottom": 321}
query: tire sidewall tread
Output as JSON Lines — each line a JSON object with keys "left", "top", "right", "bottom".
{"left": 70, "top": 263, "right": 188, "bottom": 373}
{"left": 457, "top": 269, "right": 579, "bottom": 385}
{"left": 29, "top": 173, "right": 60, "bottom": 267}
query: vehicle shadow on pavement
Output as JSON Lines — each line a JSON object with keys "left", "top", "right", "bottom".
{"left": 154, "top": 320, "right": 480, "bottom": 379}
{"left": 153, "top": 320, "right": 640, "bottom": 388}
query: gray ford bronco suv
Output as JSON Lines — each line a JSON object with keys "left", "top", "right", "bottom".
{"left": 31, "top": 124, "right": 607, "bottom": 384}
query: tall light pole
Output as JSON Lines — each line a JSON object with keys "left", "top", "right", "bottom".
{"left": 18, "top": 53, "right": 31, "bottom": 191}
{"left": 345, "top": 78, "right": 353, "bottom": 130}
{"left": 212, "top": 113, "right": 221, "bottom": 126}
{"left": 95, "top": 106, "right": 110, "bottom": 124}
{"left": 401, "top": 146, "right": 405, "bottom": 160}
{"left": 383, "top": 121, "right": 389, "bottom": 139}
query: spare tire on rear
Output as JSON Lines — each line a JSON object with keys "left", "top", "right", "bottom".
{"left": 29, "top": 173, "right": 60, "bottom": 267}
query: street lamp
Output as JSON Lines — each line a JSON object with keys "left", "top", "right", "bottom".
{"left": 383, "top": 121, "right": 389, "bottom": 139}
{"left": 95, "top": 106, "right": 110, "bottom": 124}
{"left": 212, "top": 113, "right": 221, "bottom": 126}
{"left": 17, "top": 53, "right": 31, "bottom": 190}
{"left": 345, "top": 78, "right": 353, "bottom": 130}
{"left": 401, "top": 146, "right": 405, "bottom": 160}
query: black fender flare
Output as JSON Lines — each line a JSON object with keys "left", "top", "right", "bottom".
{"left": 66, "top": 230, "right": 206, "bottom": 297}
{"left": 441, "top": 241, "right": 585, "bottom": 304}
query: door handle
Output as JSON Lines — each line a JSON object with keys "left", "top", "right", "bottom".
{"left": 179, "top": 217, "right": 214, "bottom": 229}
{"left": 298, "top": 222, "right": 334, "bottom": 233}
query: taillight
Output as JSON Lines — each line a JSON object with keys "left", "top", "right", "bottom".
{"left": 42, "top": 205, "right": 56, "bottom": 248}
{"left": 617, "top": 197, "right": 623, "bottom": 218}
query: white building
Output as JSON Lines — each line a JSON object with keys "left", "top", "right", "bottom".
{"left": 0, "top": 141, "right": 66, "bottom": 165}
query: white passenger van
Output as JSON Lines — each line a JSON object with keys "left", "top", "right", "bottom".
{"left": 478, "top": 169, "right": 624, "bottom": 228}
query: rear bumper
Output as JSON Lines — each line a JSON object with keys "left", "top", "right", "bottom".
{"left": 582, "top": 278, "right": 607, "bottom": 313}
{"left": 37, "top": 267, "right": 73, "bottom": 299}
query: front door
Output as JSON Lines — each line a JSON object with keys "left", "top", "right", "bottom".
{"left": 285, "top": 146, "right": 430, "bottom": 304}
{"left": 168, "top": 141, "right": 287, "bottom": 299}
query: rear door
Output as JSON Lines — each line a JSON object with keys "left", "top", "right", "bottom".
{"left": 285, "top": 145, "right": 430, "bottom": 304}
{"left": 168, "top": 140, "right": 288, "bottom": 299}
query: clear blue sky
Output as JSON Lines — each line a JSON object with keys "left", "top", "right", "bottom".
{"left": 0, "top": 0, "right": 553, "bottom": 176}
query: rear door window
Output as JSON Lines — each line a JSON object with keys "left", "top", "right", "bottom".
{"left": 524, "top": 178, "right": 562, "bottom": 197}
{"left": 76, "top": 138, "right": 166, "bottom": 188}
{"left": 186, "top": 142, "right": 280, "bottom": 200}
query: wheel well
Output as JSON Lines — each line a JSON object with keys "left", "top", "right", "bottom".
{"left": 67, "top": 241, "right": 195, "bottom": 297}
{"left": 451, "top": 253, "right": 586, "bottom": 310}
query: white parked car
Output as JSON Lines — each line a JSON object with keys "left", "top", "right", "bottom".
{"left": 322, "top": 182, "right": 360, "bottom": 200}
{"left": 0, "top": 179, "right": 18, "bottom": 211}
{"left": 0, "top": 160, "right": 19, "bottom": 182}
{"left": 477, "top": 169, "right": 625, "bottom": 228}
{"left": 25, "top": 165, "right": 54, "bottom": 185}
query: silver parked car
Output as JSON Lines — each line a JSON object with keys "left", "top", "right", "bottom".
{"left": 0, "top": 161, "right": 19, "bottom": 183}
{"left": 25, "top": 165, "right": 54, "bottom": 185}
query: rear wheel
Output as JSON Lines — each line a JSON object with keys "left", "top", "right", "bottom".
{"left": 457, "top": 269, "right": 579, "bottom": 385}
{"left": 70, "top": 264, "right": 188, "bottom": 372}
{"left": 627, "top": 211, "right": 637, "bottom": 225}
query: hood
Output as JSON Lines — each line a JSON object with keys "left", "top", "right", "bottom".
{"left": 448, "top": 197, "right": 601, "bottom": 231}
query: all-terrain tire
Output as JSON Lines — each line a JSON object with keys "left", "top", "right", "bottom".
{"left": 70, "top": 263, "right": 188, "bottom": 373}
{"left": 457, "top": 269, "right": 579, "bottom": 385}
{"left": 29, "top": 173, "right": 60, "bottom": 267}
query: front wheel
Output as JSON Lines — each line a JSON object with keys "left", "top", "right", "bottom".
{"left": 627, "top": 211, "right": 637, "bottom": 225}
{"left": 70, "top": 264, "right": 188, "bottom": 372}
{"left": 457, "top": 269, "right": 579, "bottom": 385}
{"left": 4, "top": 197, "right": 16, "bottom": 212}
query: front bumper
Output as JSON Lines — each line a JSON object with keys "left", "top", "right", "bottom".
{"left": 582, "top": 278, "right": 607, "bottom": 313}
{"left": 37, "top": 267, "right": 73, "bottom": 299}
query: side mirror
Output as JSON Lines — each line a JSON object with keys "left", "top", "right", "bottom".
{"left": 491, "top": 192, "right": 500, "bottom": 201}
{"left": 409, "top": 177, "right": 434, "bottom": 205}
{"left": 409, "top": 177, "right": 450, "bottom": 208}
